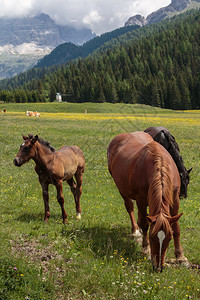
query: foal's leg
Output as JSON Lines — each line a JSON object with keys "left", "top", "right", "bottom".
{"left": 39, "top": 180, "right": 50, "bottom": 222}
{"left": 55, "top": 181, "right": 68, "bottom": 224}
{"left": 121, "top": 193, "right": 141, "bottom": 240}
{"left": 67, "top": 177, "right": 80, "bottom": 218}
{"left": 74, "top": 166, "right": 84, "bottom": 219}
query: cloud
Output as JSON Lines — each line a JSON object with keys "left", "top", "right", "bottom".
{"left": 0, "top": 0, "right": 33, "bottom": 17}
{"left": 0, "top": 0, "right": 171, "bottom": 34}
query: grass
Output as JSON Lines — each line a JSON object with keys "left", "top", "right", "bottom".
{"left": 0, "top": 103, "right": 200, "bottom": 299}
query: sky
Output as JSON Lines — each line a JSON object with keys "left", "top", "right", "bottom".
{"left": 0, "top": 0, "right": 171, "bottom": 34}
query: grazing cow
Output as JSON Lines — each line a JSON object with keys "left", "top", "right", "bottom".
{"left": 26, "top": 111, "right": 40, "bottom": 117}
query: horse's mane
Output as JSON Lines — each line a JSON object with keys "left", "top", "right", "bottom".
{"left": 151, "top": 212, "right": 173, "bottom": 238}
{"left": 147, "top": 142, "right": 173, "bottom": 236}
{"left": 162, "top": 130, "right": 180, "bottom": 152}
{"left": 161, "top": 130, "right": 186, "bottom": 173}
{"left": 28, "top": 134, "right": 55, "bottom": 152}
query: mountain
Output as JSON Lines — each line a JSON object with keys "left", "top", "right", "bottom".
{"left": 125, "top": 0, "right": 200, "bottom": 26}
{"left": 0, "top": 13, "right": 95, "bottom": 79}
{"left": 36, "top": 25, "right": 139, "bottom": 68}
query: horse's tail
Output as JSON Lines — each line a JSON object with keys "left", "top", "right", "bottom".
{"left": 147, "top": 142, "right": 173, "bottom": 212}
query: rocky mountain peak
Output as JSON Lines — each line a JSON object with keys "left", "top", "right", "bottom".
{"left": 0, "top": 13, "right": 95, "bottom": 79}
{"left": 125, "top": 15, "right": 147, "bottom": 27}
{"left": 171, "top": 0, "right": 191, "bottom": 11}
{"left": 125, "top": 0, "right": 197, "bottom": 27}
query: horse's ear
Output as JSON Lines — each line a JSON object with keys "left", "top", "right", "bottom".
{"left": 31, "top": 135, "right": 38, "bottom": 144}
{"left": 167, "top": 213, "right": 183, "bottom": 224}
{"left": 146, "top": 216, "right": 157, "bottom": 224}
{"left": 22, "top": 134, "right": 28, "bottom": 140}
{"left": 187, "top": 167, "right": 193, "bottom": 174}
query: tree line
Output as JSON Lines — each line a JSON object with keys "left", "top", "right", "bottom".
{"left": 0, "top": 10, "right": 200, "bottom": 109}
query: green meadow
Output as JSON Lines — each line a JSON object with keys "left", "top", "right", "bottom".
{"left": 0, "top": 103, "right": 199, "bottom": 299}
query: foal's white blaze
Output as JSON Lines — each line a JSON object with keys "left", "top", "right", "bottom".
{"left": 21, "top": 142, "right": 25, "bottom": 146}
{"left": 76, "top": 213, "right": 81, "bottom": 219}
{"left": 157, "top": 230, "right": 165, "bottom": 265}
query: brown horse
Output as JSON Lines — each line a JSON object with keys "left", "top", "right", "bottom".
{"left": 13, "top": 134, "right": 85, "bottom": 223}
{"left": 107, "top": 132, "right": 188, "bottom": 271}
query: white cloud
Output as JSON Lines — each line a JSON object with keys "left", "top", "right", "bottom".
{"left": 0, "top": 0, "right": 171, "bottom": 34}
{"left": 0, "top": 0, "right": 33, "bottom": 17}
{"left": 83, "top": 10, "right": 103, "bottom": 26}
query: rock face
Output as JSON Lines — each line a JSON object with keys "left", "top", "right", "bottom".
{"left": 0, "top": 13, "right": 95, "bottom": 79}
{"left": 171, "top": 0, "right": 191, "bottom": 11}
{"left": 125, "top": 0, "right": 194, "bottom": 27}
{"left": 0, "top": 13, "right": 95, "bottom": 48}
{"left": 124, "top": 15, "right": 147, "bottom": 27}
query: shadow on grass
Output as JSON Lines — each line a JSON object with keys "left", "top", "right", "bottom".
{"left": 14, "top": 212, "right": 144, "bottom": 263}
{"left": 15, "top": 212, "right": 63, "bottom": 223}
{"left": 62, "top": 224, "right": 144, "bottom": 263}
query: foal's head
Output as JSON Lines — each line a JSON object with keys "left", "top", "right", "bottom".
{"left": 147, "top": 213, "right": 183, "bottom": 272}
{"left": 13, "top": 134, "right": 39, "bottom": 167}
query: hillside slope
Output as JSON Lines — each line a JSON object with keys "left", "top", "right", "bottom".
{"left": 36, "top": 25, "right": 139, "bottom": 68}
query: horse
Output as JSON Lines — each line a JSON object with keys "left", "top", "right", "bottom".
{"left": 144, "top": 126, "right": 192, "bottom": 198}
{"left": 13, "top": 134, "right": 85, "bottom": 223}
{"left": 107, "top": 131, "right": 188, "bottom": 271}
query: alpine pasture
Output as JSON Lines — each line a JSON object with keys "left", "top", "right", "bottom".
{"left": 0, "top": 103, "right": 199, "bottom": 299}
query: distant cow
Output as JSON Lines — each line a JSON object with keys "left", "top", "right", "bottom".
{"left": 26, "top": 111, "right": 40, "bottom": 117}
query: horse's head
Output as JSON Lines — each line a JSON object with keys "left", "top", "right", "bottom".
{"left": 13, "top": 134, "right": 38, "bottom": 167}
{"left": 180, "top": 168, "right": 192, "bottom": 198}
{"left": 147, "top": 213, "right": 183, "bottom": 272}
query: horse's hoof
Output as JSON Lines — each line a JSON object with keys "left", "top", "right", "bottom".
{"left": 76, "top": 213, "right": 81, "bottom": 220}
{"left": 177, "top": 256, "right": 190, "bottom": 268}
{"left": 133, "top": 229, "right": 142, "bottom": 244}
{"left": 142, "top": 246, "right": 150, "bottom": 256}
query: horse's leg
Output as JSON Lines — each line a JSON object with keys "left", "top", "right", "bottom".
{"left": 39, "top": 180, "right": 50, "bottom": 222}
{"left": 121, "top": 193, "right": 141, "bottom": 241}
{"left": 55, "top": 181, "right": 68, "bottom": 224}
{"left": 74, "top": 166, "right": 84, "bottom": 219}
{"left": 170, "top": 196, "right": 189, "bottom": 266}
{"left": 171, "top": 220, "right": 189, "bottom": 265}
{"left": 137, "top": 209, "right": 150, "bottom": 255}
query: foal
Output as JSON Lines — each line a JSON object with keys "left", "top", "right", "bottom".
{"left": 14, "top": 134, "right": 85, "bottom": 223}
